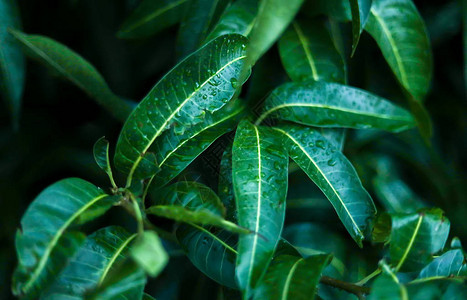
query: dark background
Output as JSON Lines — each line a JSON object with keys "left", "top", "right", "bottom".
{"left": 1, "top": 0, "right": 465, "bottom": 298}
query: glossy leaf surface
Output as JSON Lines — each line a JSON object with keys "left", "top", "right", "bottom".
{"left": 118, "top": 0, "right": 188, "bottom": 39}
{"left": 349, "top": 0, "right": 372, "bottom": 54}
{"left": 232, "top": 120, "right": 288, "bottom": 295}
{"left": 131, "top": 231, "right": 168, "bottom": 277}
{"left": 9, "top": 30, "right": 132, "bottom": 122}
{"left": 369, "top": 263, "right": 407, "bottom": 300}
{"left": 114, "top": 34, "right": 248, "bottom": 182}
{"left": 417, "top": 249, "right": 467, "bottom": 281}
{"left": 273, "top": 124, "right": 376, "bottom": 246}
{"left": 365, "top": 0, "right": 432, "bottom": 101}
{"left": 257, "top": 81, "right": 416, "bottom": 132}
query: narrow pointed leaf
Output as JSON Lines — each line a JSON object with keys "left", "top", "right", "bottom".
{"left": 13, "top": 178, "right": 114, "bottom": 298}
{"left": 365, "top": 0, "right": 432, "bottom": 101}
{"left": 349, "top": 0, "right": 372, "bottom": 55}
{"left": 232, "top": 120, "right": 288, "bottom": 295}
{"left": 303, "top": 0, "right": 351, "bottom": 22}
{"left": 218, "top": 142, "right": 237, "bottom": 222}
{"left": 0, "top": 0, "right": 25, "bottom": 129}
{"left": 206, "top": 0, "right": 257, "bottom": 41}
{"left": 131, "top": 231, "right": 169, "bottom": 277}
{"left": 93, "top": 137, "right": 117, "bottom": 188}
{"left": 272, "top": 124, "right": 376, "bottom": 246}
{"left": 257, "top": 81, "right": 416, "bottom": 132}
{"left": 117, "top": 0, "right": 189, "bottom": 39}
{"left": 390, "top": 208, "right": 450, "bottom": 272}
{"left": 417, "top": 249, "right": 467, "bottom": 281}
{"left": 253, "top": 254, "right": 332, "bottom": 300}
{"left": 147, "top": 181, "right": 247, "bottom": 234}
{"left": 278, "top": 19, "right": 345, "bottom": 83}
{"left": 9, "top": 30, "right": 132, "bottom": 122}
{"left": 114, "top": 34, "right": 248, "bottom": 182}
{"left": 246, "top": 0, "right": 305, "bottom": 65}
{"left": 319, "top": 128, "right": 346, "bottom": 151}
{"left": 42, "top": 226, "right": 137, "bottom": 298}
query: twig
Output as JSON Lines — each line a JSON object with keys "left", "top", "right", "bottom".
{"left": 320, "top": 276, "right": 371, "bottom": 299}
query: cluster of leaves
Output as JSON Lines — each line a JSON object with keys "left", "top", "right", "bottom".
{"left": 2, "top": 0, "right": 465, "bottom": 299}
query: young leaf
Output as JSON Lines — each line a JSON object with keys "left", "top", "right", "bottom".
{"left": 147, "top": 181, "right": 248, "bottom": 234}
{"left": 206, "top": 0, "right": 257, "bottom": 41}
{"left": 232, "top": 120, "right": 288, "bottom": 295}
{"left": 365, "top": 0, "right": 433, "bottom": 102}
{"left": 390, "top": 208, "right": 450, "bottom": 272}
{"left": 257, "top": 81, "right": 416, "bottom": 132}
{"left": 117, "top": 0, "right": 189, "bottom": 39}
{"left": 114, "top": 34, "right": 248, "bottom": 184}
{"left": 12, "top": 178, "right": 114, "bottom": 298}
{"left": 278, "top": 19, "right": 346, "bottom": 83}
{"left": 349, "top": 0, "right": 372, "bottom": 55}
{"left": 0, "top": 0, "right": 25, "bottom": 129}
{"left": 131, "top": 231, "right": 169, "bottom": 277}
{"left": 253, "top": 254, "right": 332, "bottom": 300}
{"left": 272, "top": 123, "right": 376, "bottom": 246}
{"left": 93, "top": 137, "right": 117, "bottom": 188}
{"left": 41, "top": 226, "right": 137, "bottom": 298}
{"left": 246, "top": 0, "right": 305, "bottom": 65}
{"left": 417, "top": 249, "right": 467, "bottom": 281}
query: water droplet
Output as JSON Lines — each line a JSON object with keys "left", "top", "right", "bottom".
{"left": 211, "top": 90, "right": 217, "bottom": 96}
{"left": 230, "top": 77, "right": 238, "bottom": 89}
{"left": 202, "top": 94, "right": 207, "bottom": 100}
{"left": 316, "top": 140, "right": 325, "bottom": 149}
{"left": 327, "top": 159, "right": 336, "bottom": 166}
{"left": 221, "top": 98, "right": 228, "bottom": 103}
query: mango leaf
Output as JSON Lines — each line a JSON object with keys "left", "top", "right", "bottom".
{"left": 86, "top": 259, "right": 146, "bottom": 300}
{"left": 272, "top": 123, "right": 376, "bottom": 246}
{"left": 93, "top": 137, "right": 117, "bottom": 188}
{"left": 257, "top": 81, "right": 416, "bottom": 133}
{"left": 416, "top": 249, "right": 467, "bottom": 281}
{"left": 253, "top": 254, "right": 332, "bottom": 300}
{"left": 147, "top": 181, "right": 248, "bottom": 234}
{"left": 12, "top": 178, "right": 114, "bottom": 298}
{"left": 302, "top": 0, "right": 351, "bottom": 22}
{"left": 369, "top": 262, "right": 407, "bottom": 300}
{"left": 365, "top": 0, "right": 432, "bottom": 102}
{"left": 372, "top": 213, "right": 392, "bottom": 244}
{"left": 349, "top": 0, "right": 372, "bottom": 55}
{"left": 278, "top": 19, "right": 345, "bottom": 83}
{"left": 390, "top": 208, "right": 450, "bottom": 272}
{"left": 218, "top": 142, "right": 237, "bottom": 222}
{"left": 131, "top": 231, "right": 169, "bottom": 277}
{"left": 150, "top": 99, "right": 245, "bottom": 188}
{"left": 246, "top": 0, "right": 305, "bottom": 65}
{"left": 232, "top": 120, "right": 288, "bottom": 295}
{"left": 176, "top": 224, "right": 238, "bottom": 289}
{"left": 143, "top": 293, "right": 156, "bottom": 300}
{"left": 9, "top": 30, "right": 133, "bottom": 122}
{"left": 0, "top": 0, "right": 25, "bottom": 129}
{"left": 206, "top": 0, "right": 257, "bottom": 41}
{"left": 176, "top": 0, "right": 229, "bottom": 59}
{"left": 42, "top": 226, "right": 137, "bottom": 298}
{"left": 117, "top": 0, "right": 189, "bottom": 39}
{"left": 114, "top": 34, "right": 248, "bottom": 183}
{"left": 319, "top": 128, "right": 346, "bottom": 151}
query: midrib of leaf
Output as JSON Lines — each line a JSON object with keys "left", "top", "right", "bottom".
{"left": 97, "top": 233, "right": 138, "bottom": 286}
{"left": 22, "top": 193, "right": 108, "bottom": 294}
{"left": 125, "top": 54, "right": 246, "bottom": 186}
{"left": 0, "top": 40, "right": 13, "bottom": 99}
{"left": 281, "top": 258, "right": 304, "bottom": 300}
{"left": 370, "top": 8, "right": 409, "bottom": 91}
{"left": 395, "top": 215, "right": 423, "bottom": 272}
{"left": 189, "top": 223, "right": 238, "bottom": 254}
{"left": 256, "top": 102, "right": 411, "bottom": 126}
{"left": 121, "top": 0, "right": 189, "bottom": 33}
{"left": 272, "top": 127, "right": 363, "bottom": 240}
{"left": 292, "top": 22, "right": 319, "bottom": 81}
{"left": 382, "top": 263, "right": 409, "bottom": 300}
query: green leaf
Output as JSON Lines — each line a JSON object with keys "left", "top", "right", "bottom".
{"left": 253, "top": 254, "right": 332, "bottom": 300}
{"left": 206, "top": 0, "right": 257, "bottom": 41}
{"left": 147, "top": 181, "right": 248, "bottom": 234}
{"left": 176, "top": 224, "right": 238, "bottom": 289}
{"left": 278, "top": 19, "right": 345, "bottom": 83}
{"left": 131, "top": 231, "right": 169, "bottom": 277}
{"left": 369, "top": 262, "right": 407, "bottom": 300}
{"left": 114, "top": 34, "right": 248, "bottom": 184}
{"left": 349, "top": 0, "right": 372, "bottom": 55}
{"left": 232, "top": 120, "right": 288, "bottom": 295}
{"left": 42, "top": 226, "right": 137, "bottom": 298}
{"left": 390, "top": 208, "right": 450, "bottom": 272}
{"left": 302, "top": 0, "right": 351, "bottom": 22}
{"left": 246, "top": 0, "right": 305, "bottom": 65}
{"left": 272, "top": 123, "right": 376, "bottom": 246}
{"left": 143, "top": 293, "right": 156, "bottom": 300}
{"left": 150, "top": 99, "right": 245, "bottom": 188}
{"left": 93, "top": 137, "right": 117, "bottom": 188}
{"left": 416, "top": 249, "right": 467, "bottom": 281}
{"left": 176, "top": 0, "right": 229, "bottom": 59}
{"left": 372, "top": 213, "right": 392, "bottom": 244}
{"left": 0, "top": 0, "right": 25, "bottom": 129}
{"left": 9, "top": 30, "right": 133, "bottom": 122}
{"left": 218, "top": 142, "right": 237, "bottom": 222}
{"left": 13, "top": 178, "right": 114, "bottom": 298}
{"left": 117, "top": 0, "right": 189, "bottom": 39}
{"left": 257, "top": 81, "right": 416, "bottom": 132}
{"left": 365, "top": 0, "right": 433, "bottom": 101}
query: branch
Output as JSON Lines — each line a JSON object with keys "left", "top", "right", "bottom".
{"left": 320, "top": 276, "right": 371, "bottom": 299}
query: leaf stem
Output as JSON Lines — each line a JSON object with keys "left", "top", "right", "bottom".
{"left": 129, "top": 194, "right": 144, "bottom": 235}
{"left": 355, "top": 268, "right": 382, "bottom": 286}
{"left": 320, "top": 276, "right": 370, "bottom": 299}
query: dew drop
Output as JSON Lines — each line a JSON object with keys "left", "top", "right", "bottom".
{"left": 230, "top": 77, "right": 238, "bottom": 89}
{"left": 327, "top": 159, "right": 336, "bottom": 166}
{"left": 316, "top": 140, "right": 325, "bottom": 149}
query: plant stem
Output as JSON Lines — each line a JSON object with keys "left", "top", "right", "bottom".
{"left": 355, "top": 268, "right": 382, "bottom": 286}
{"left": 320, "top": 276, "right": 371, "bottom": 299}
